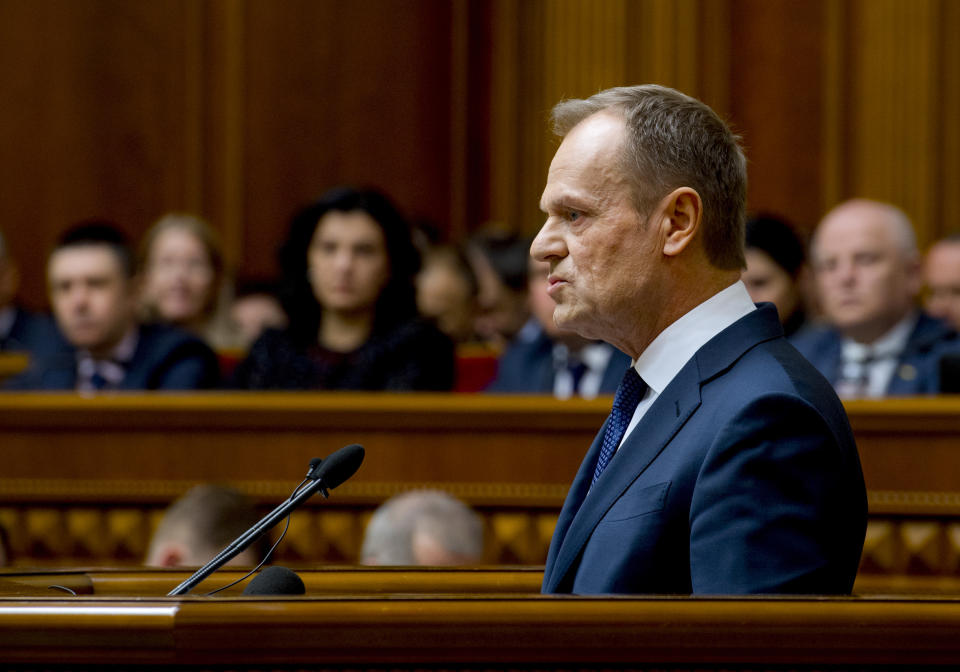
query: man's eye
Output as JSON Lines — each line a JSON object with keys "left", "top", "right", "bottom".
{"left": 568, "top": 210, "right": 581, "bottom": 222}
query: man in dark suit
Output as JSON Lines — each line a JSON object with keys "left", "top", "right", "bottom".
{"left": 534, "top": 85, "right": 866, "bottom": 595}
{"left": 488, "top": 258, "right": 631, "bottom": 397}
{"left": 0, "top": 228, "right": 60, "bottom": 354}
{"left": 5, "top": 222, "right": 219, "bottom": 391}
{"left": 792, "top": 199, "right": 959, "bottom": 397}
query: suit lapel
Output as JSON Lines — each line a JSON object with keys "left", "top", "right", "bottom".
{"left": 543, "top": 366, "right": 702, "bottom": 592}
{"left": 542, "top": 421, "right": 607, "bottom": 589}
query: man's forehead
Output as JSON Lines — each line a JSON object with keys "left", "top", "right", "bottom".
{"left": 540, "top": 123, "right": 629, "bottom": 211}
{"left": 48, "top": 245, "right": 124, "bottom": 277}
{"left": 817, "top": 210, "right": 900, "bottom": 250}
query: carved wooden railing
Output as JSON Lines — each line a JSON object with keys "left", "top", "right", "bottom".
{"left": 0, "top": 393, "right": 959, "bottom": 588}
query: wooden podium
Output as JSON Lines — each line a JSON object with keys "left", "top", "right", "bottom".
{"left": 2, "top": 567, "right": 960, "bottom": 669}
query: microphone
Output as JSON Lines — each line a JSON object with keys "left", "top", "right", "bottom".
{"left": 243, "top": 566, "right": 305, "bottom": 595}
{"left": 167, "top": 444, "right": 365, "bottom": 596}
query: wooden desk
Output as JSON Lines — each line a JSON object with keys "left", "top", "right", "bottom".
{"left": 0, "top": 352, "right": 28, "bottom": 384}
{"left": 0, "top": 393, "right": 959, "bottom": 584}
{"left": 1, "top": 589, "right": 960, "bottom": 668}
{"left": 0, "top": 566, "right": 544, "bottom": 597}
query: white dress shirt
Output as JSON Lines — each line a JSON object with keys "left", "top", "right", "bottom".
{"left": 621, "top": 281, "right": 757, "bottom": 447}
{"left": 837, "top": 311, "right": 918, "bottom": 399}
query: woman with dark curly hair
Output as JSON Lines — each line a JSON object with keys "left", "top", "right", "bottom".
{"left": 233, "top": 187, "right": 455, "bottom": 390}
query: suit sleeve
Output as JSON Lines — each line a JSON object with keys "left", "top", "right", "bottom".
{"left": 151, "top": 341, "right": 222, "bottom": 390}
{"left": 688, "top": 393, "right": 865, "bottom": 594}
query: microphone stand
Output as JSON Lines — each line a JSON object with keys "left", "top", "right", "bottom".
{"left": 167, "top": 476, "right": 329, "bottom": 596}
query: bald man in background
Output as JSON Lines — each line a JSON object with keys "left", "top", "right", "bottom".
{"left": 792, "top": 199, "right": 960, "bottom": 397}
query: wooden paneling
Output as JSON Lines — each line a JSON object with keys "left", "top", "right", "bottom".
{"left": 821, "top": 0, "right": 958, "bottom": 246}
{"left": 237, "top": 0, "right": 454, "bottom": 279}
{"left": 728, "top": 0, "right": 825, "bottom": 232}
{"left": 0, "top": 0, "right": 202, "bottom": 309}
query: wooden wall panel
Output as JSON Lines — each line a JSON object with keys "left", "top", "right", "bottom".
{"left": 0, "top": 0, "right": 202, "bottom": 310}
{"left": 848, "top": 0, "right": 939, "bottom": 244}
{"left": 237, "top": 0, "right": 454, "bottom": 279}
{"left": 822, "top": 0, "right": 957, "bottom": 247}
{"left": 728, "top": 0, "right": 825, "bottom": 233}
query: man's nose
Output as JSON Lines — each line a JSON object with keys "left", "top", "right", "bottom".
{"left": 530, "top": 219, "right": 564, "bottom": 262}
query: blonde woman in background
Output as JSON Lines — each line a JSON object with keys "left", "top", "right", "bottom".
{"left": 140, "top": 213, "right": 238, "bottom": 350}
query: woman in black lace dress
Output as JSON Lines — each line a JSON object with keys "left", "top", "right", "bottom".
{"left": 233, "top": 187, "right": 454, "bottom": 390}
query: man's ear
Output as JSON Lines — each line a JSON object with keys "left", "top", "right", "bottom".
{"left": 658, "top": 187, "right": 702, "bottom": 257}
{"left": 148, "top": 541, "right": 188, "bottom": 568}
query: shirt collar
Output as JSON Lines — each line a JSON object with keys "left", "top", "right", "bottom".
{"left": 635, "top": 280, "right": 757, "bottom": 395}
{"left": 77, "top": 326, "right": 139, "bottom": 365}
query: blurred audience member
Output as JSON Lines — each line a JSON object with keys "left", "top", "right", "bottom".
{"left": 5, "top": 222, "right": 220, "bottom": 391}
{"left": 360, "top": 490, "right": 483, "bottom": 566}
{"left": 0, "top": 228, "right": 59, "bottom": 354}
{"left": 466, "top": 227, "right": 531, "bottom": 347}
{"left": 742, "top": 214, "right": 809, "bottom": 338}
{"left": 233, "top": 187, "right": 454, "bottom": 390}
{"left": 146, "top": 484, "right": 268, "bottom": 567}
{"left": 140, "top": 213, "right": 236, "bottom": 349}
{"left": 793, "top": 199, "right": 959, "bottom": 397}
{"left": 416, "top": 244, "right": 478, "bottom": 343}
{"left": 229, "top": 278, "right": 288, "bottom": 350}
{"left": 488, "top": 258, "right": 630, "bottom": 397}
{"left": 924, "top": 234, "right": 960, "bottom": 331}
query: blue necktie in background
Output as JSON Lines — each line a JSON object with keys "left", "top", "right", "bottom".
{"left": 592, "top": 367, "right": 646, "bottom": 485}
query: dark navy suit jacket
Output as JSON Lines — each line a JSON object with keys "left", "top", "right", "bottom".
{"left": 541, "top": 304, "right": 867, "bottom": 595}
{"left": 4, "top": 323, "right": 220, "bottom": 390}
{"left": 0, "top": 308, "right": 62, "bottom": 355}
{"left": 487, "top": 322, "right": 631, "bottom": 395}
{"left": 790, "top": 313, "right": 960, "bottom": 395}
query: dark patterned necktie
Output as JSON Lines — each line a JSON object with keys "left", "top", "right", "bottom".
{"left": 567, "top": 359, "right": 588, "bottom": 394}
{"left": 592, "top": 367, "right": 647, "bottom": 485}
{"left": 90, "top": 371, "right": 109, "bottom": 390}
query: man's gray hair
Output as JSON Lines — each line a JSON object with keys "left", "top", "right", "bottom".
{"left": 360, "top": 490, "right": 483, "bottom": 565}
{"left": 552, "top": 84, "right": 747, "bottom": 270}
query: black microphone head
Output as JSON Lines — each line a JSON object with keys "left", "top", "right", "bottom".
{"left": 315, "top": 443, "right": 364, "bottom": 490}
{"left": 242, "top": 566, "right": 305, "bottom": 595}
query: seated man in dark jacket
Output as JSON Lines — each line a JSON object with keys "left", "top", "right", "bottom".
{"left": 5, "top": 222, "right": 219, "bottom": 391}
{"left": 488, "top": 258, "right": 630, "bottom": 397}
{"left": 0, "top": 228, "right": 60, "bottom": 355}
{"left": 792, "top": 199, "right": 960, "bottom": 397}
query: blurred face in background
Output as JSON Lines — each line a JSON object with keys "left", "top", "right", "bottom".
{"left": 923, "top": 239, "right": 960, "bottom": 331}
{"left": 142, "top": 226, "right": 216, "bottom": 326}
{"left": 416, "top": 252, "right": 477, "bottom": 343}
{"left": 741, "top": 248, "right": 801, "bottom": 324}
{"left": 811, "top": 203, "right": 921, "bottom": 344}
{"left": 48, "top": 245, "right": 136, "bottom": 357}
{"left": 308, "top": 210, "right": 390, "bottom": 316}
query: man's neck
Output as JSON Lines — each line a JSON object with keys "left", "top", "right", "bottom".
{"left": 843, "top": 310, "right": 918, "bottom": 345}
{"left": 617, "top": 269, "right": 743, "bottom": 360}
{"left": 86, "top": 324, "right": 138, "bottom": 361}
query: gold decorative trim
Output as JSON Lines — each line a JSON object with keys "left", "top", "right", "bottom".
{"left": 0, "top": 478, "right": 569, "bottom": 507}
{"left": 869, "top": 490, "right": 960, "bottom": 515}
